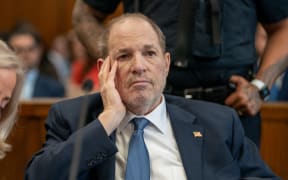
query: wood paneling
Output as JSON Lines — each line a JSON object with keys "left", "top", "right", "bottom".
{"left": 260, "top": 102, "right": 288, "bottom": 180}
{"left": 0, "top": 0, "right": 123, "bottom": 47}
{"left": 0, "top": 0, "right": 75, "bottom": 46}
{"left": 0, "top": 99, "right": 59, "bottom": 180}
{"left": 0, "top": 101, "right": 287, "bottom": 179}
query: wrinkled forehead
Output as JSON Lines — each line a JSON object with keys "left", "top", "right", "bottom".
{"left": 109, "top": 17, "right": 151, "bottom": 35}
{"left": 108, "top": 18, "right": 160, "bottom": 52}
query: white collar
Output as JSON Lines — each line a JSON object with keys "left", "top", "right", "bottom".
{"left": 118, "top": 95, "right": 167, "bottom": 134}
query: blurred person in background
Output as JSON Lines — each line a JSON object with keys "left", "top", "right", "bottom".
{"left": 67, "top": 30, "right": 99, "bottom": 96}
{"left": 48, "top": 34, "right": 71, "bottom": 86}
{"left": 0, "top": 40, "right": 24, "bottom": 159}
{"left": 7, "top": 22, "right": 65, "bottom": 99}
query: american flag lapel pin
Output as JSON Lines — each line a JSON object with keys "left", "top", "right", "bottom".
{"left": 193, "top": 131, "right": 202, "bottom": 138}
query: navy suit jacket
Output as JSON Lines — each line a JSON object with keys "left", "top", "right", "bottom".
{"left": 25, "top": 94, "right": 279, "bottom": 180}
{"left": 33, "top": 74, "right": 65, "bottom": 98}
{"left": 278, "top": 69, "right": 288, "bottom": 100}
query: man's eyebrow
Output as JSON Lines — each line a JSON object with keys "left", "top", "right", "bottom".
{"left": 116, "top": 48, "right": 132, "bottom": 54}
{"left": 143, "top": 44, "right": 162, "bottom": 53}
{"left": 143, "top": 44, "right": 156, "bottom": 50}
{"left": 114, "top": 45, "right": 158, "bottom": 54}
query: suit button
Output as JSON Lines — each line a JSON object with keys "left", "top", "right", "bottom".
{"left": 96, "top": 154, "right": 103, "bottom": 160}
{"left": 87, "top": 159, "right": 97, "bottom": 167}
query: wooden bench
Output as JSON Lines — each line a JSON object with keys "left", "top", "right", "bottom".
{"left": 260, "top": 102, "right": 288, "bottom": 179}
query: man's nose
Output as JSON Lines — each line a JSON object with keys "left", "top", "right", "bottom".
{"left": 131, "top": 53, "right": 146, "bottom": 73}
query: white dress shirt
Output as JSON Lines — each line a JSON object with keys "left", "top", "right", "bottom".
{"left": 115, "top": 96, "right": 187, "bottom": 180}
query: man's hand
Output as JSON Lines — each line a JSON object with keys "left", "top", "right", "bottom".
{"left": 225, "top": 75, "right": 263, "bottom": 116}
{"left": 97, "top": 56, "right": 126, "bottom": 135}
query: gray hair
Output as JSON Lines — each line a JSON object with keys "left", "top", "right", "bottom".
{"left": 98, "top": 13, "right": 166, "bottom": 58}
{"left": 0, "top": 40, "right": 24, "bottom": 159}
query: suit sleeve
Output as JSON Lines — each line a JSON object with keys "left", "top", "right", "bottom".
{"left": 230, "top": 110, "right": 280, "bottom": 179}
{"left": 25, "top": 103, "right": 118, "bottom": 180}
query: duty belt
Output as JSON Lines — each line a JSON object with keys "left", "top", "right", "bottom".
{"left": 170, "top": 84, "right": 235, "bottom": 104}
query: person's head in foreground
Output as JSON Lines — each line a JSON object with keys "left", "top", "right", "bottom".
{"left": 0, "top": 40, "right": 24, "bottom": 159}
{"left": 98, "top": 13, "right": 170, "bottom": 115}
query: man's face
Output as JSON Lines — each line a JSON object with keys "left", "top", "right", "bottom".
{"left": 9, "top": 34, "right": 42, "bottom": 70}
{"left": 108, "top": 18, "right": 170, "bottom": 114}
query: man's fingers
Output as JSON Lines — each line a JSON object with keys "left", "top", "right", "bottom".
{"left": 229, "top": 75, "right": 247, "bottom": 89}
{"left": 226, "top": 92, "right": 259, "bottom": 116}
{"left": 99, "top": 56, "right": 112, "bottom": 81}
{"left": 108, "top": 60, "right": 118, "bottom": 82}
{"left": 225, "top": 92, "right": 238, "bottom": 106}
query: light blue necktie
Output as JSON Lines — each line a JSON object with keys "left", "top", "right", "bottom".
{"left": 125, "top": 117, "right": 150, "bottom": 180}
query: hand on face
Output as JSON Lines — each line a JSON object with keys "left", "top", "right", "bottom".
{"left": 96, "top": 16, "right": 170, "bottom": 134}
{"left": 97, "top": 56, "right": 126, "bottom": 135}
{"left": 225, "top": 75, "right": 263, "bottom": 116}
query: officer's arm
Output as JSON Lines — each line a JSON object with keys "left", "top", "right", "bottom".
{"left": 225, "top": 19, "right": 288, "bottom": 116}
{"left": 256, "top": 18, "right": 288, "bottom": 88}
{"left": 72, "top": 0, "right": 108, "bottom": 58}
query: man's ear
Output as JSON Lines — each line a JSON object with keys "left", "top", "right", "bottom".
{"left": 97, "top": 58, "right": 104, "bottom": 71}
{"left": 164, "top": 52, "right": 171, "bottom": 74}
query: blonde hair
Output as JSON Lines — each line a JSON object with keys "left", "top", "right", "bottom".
{"left": 0, "top": 40, "right": 24, "bottom": 159}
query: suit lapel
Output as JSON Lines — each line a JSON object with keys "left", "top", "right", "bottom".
{"left": 167, "top": 103, "right": 204, "bottom": 180}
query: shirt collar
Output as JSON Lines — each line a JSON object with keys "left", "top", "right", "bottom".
{"left": 118, "top": 95, "right": 167, "bottom": 134}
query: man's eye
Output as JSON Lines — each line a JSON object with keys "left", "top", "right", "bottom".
{"left": 144, "top": 51, "right": 156, "bottom": 57}
{"left": 117, "top": 54, "right": 130, "bottom": 61}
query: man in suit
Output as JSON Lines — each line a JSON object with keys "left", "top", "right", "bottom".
{"left": 25, "top": 13, "right": 278, "bottom": 180}
{"left": 8, "top": 22, "right": 65, "bottom": 99}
